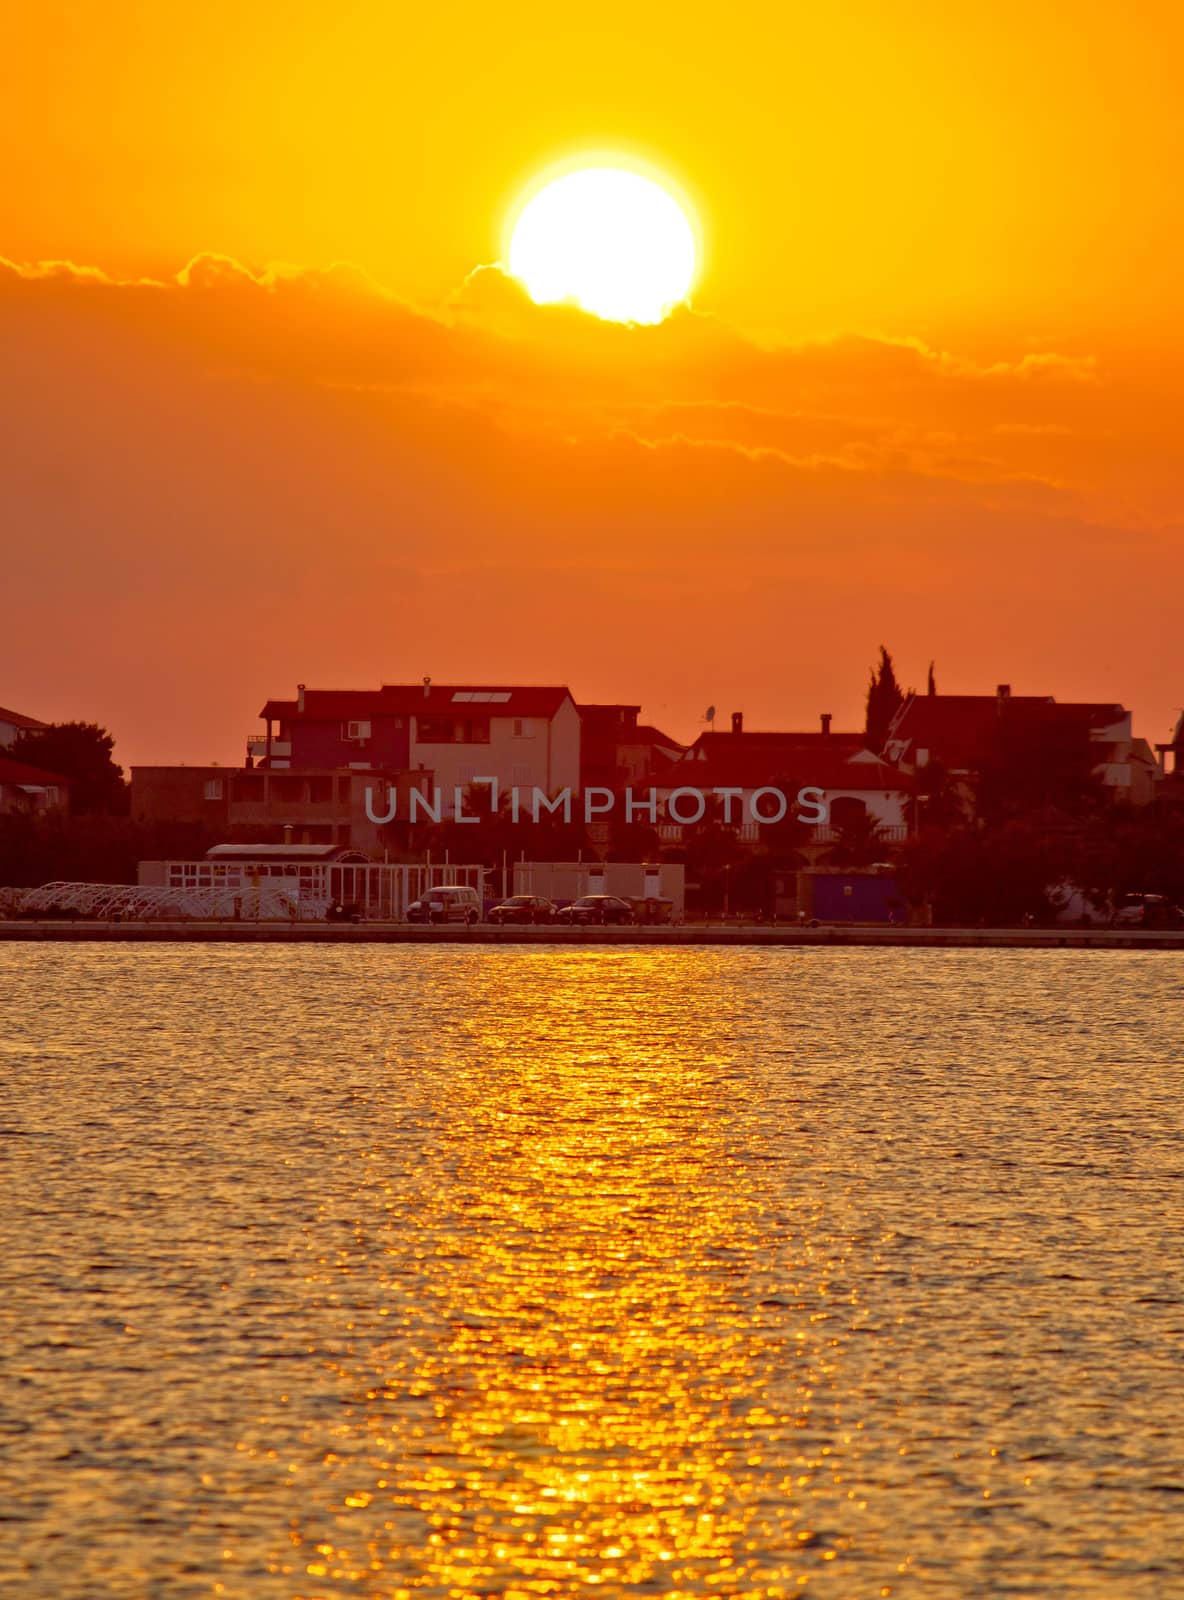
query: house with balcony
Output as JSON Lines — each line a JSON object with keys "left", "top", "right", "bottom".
{"left": 0, "top": 703, "right": 48, "bottom": 750}
{"left": 131, "top": 766, "right": 231, "bottom": 830}
{"left": 578, "top": 703, "right": 685, "bottom": 790}
{"left": 0, "top": 753, "right": 70, "bottom": 816}
{"left": 132, "top": 764, "right": 432, "bottom": 851}
{"left": 1155, "top": 710, "right": 1184, "bottom": 782}
{"left": 653, "top": 712, "right": 910, "bottom": 846}
{"left": 251, "top": 681, "right": 581, "bottom": 817}
{"left": 881, "top": 685, "right": 1159, "bottom": 811}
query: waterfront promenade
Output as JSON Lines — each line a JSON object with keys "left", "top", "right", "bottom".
{"left": 3, "top": 920, "right": 1183, "bottom": 949}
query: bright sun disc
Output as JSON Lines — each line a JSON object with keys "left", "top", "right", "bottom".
{"left": 508, "top": 167, "right": 697, "bottom": 325}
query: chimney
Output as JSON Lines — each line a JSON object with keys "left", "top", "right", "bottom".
{"left": 423, "top": 675, "right": 432, "bottom": 698}
{"left": 297, "top": 683, "right": 305, "bottom": 712}
{"left": 996, "top": 683, "right": 1011, "bottom": 710}
{"left": 820, "top": 713, "right": 832, "bottom": 736}
{"left": 731, "top": 711, "right": 743, "bottom": 735}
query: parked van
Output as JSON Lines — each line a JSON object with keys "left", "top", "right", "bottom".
{"left": 407, "top": 884, "right": 482, "bottom": 925}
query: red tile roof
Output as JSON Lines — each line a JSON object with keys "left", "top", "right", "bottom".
{"left": 0, "top": 705, "right": 48, "bottom": 732}
{"left": 396, "top": 685, "right": 574, "bottom": 717}
{"left": 678, "top": 731, "right": 869, "bottom": 785}
{"left": 260, "top": 685, "right": 575, "bottom": 720}
{"left": 685, "top": 730, "right": 866, "bottom": 757}
{"left": 885, "top": 694, "right": 1128, "bottom": 770}
{"left": 634, "top": 724, "right": 684, "bottom": 752}
{"left": 0, "top": 754, "right": 71, "bottom": 787}
{"left": 259, "top": 690, "right": 389, "bottom": 721}
{"left": 668, "top": 743, "right": 907, "bottom": 793}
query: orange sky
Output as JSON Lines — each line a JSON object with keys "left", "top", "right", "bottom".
{"left": 2, "top": 1, "right": 1181, "bottom": 765}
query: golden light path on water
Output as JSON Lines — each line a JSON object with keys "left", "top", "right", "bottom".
{"left": 270, "top": 950, "right": 857, "bottom": 1595}
{"left": 3, "top": 944, "right": 1184, "bottom": 1599}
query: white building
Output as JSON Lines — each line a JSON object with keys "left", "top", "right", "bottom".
{"left": 0, "top": 703, "right": 47, "bottom": 749}
{"left": 408, "top": 687, "right": 581, "bottom": 817}
{"left": 514, "top": 860, "right": 686, "bottom": 918}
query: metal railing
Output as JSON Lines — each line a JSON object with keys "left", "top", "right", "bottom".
{"left": 653, "top": 822, "right": 909, "bottom": 846}
{"left": 245, "top": 736, "right": 292, "bottom": 759}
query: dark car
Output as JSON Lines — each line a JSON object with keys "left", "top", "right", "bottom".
{"left": 488, "top": 894, "right": 556, "bottom": 925}
{"left": 1111, "top": 893, "right": 1184, "bottom": 928}
{"left": 556, "top": 894, "right": 635, "bottom": 926}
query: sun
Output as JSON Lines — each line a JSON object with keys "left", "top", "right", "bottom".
{"left": 507, "top": 165, "right": 698, "bottom": 325}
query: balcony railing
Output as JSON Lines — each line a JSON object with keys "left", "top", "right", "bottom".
{"left": 246, "top": 735, "right": 292, "bottom": 758}
{"left": 653, "top": 822, "right": 909, "bottom": 846}
{"left": 808, "top": 824, "right": 908, "bottom": 845}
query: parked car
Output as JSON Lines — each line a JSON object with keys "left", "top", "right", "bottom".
{"left": 628, "top": 896, "right": 674, "bottom": 926}
{"left": 1110, "top": 893, "right": 1184, "bottom": 928}
{"left": 555, "top": 894, "right": 635, "bottom": 925}
{"left": 488, "top": 894, "right": 556, "bottom": 925}
{"left": 407, "top": 884, "right": 482, "bottom": 925}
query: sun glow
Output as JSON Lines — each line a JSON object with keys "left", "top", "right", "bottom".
{"left": 507, "top": 166, "right": 697, "bottom": 325}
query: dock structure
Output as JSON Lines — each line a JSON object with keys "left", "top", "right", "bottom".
{"left": 2, "top": 921, "right": 1183, "bottom": 949}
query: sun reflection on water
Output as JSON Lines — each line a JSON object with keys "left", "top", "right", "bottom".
{"left": 8, "top": 946, "right": 1184, "bottom": 1598}
{"left": 272, "top": 953, "right": 853, "bottom": 1595}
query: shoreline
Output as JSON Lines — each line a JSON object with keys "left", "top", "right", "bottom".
{"left": 2, "top": 921, "right": 1182, "bottom": 949}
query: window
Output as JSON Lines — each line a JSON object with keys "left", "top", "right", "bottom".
{"left": 344, "top": 719, "right": 372, "bottom": 740}
{"left": 418, "top": 716, "right": 490, "bottom": 744}
{"left": 513, "top": 718, "right": 534, "bottom": 738}
{"left": 269, "top": 774, "right": 304, "bottom": 804}
{"left": 512, "top": 764, "right": 533, "bottom": 787}
{"left": 203, "top": 778, "right": 224, "bottom": 801}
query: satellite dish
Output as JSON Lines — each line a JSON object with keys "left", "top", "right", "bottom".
{"left": 704, "top": 705, "right": 716, "bottom": 723}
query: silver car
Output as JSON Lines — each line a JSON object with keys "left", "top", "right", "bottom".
{"left": 407, "top": 884, "right": 482, "bottom": 925}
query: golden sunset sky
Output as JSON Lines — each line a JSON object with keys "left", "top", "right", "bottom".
{"left": 3, "top": 0, "right": 1181, "bottom": 764}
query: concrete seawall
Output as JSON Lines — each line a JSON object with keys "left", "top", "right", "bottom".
{"left": 3, "top": 921, "right": 1183, "bottom": 949}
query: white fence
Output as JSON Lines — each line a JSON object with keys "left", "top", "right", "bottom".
{"left": 17, "top": 880, "right": 320, "bottom": 922}
{"left": 14, "top": 862, "right": 488, "bottom": 923}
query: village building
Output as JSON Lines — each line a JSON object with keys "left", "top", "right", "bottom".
{"left": 252, "top": 681, "right": 581, "bottom": 818}
{"left": 1154, "top": 710, "right": 1184, "bottom": 781}
{"left": 0, "top": 753, "right": 70, "bottom": 817}
{"left": 131, "top": 764, "right": 433, "bottom": 850}
{"left": 577, "top": 703, "right": 685, "bottom": 790}
{"left": 882, "top": 685, "right": 1159, "bottom": 809}
{"left": 655, "top": 712, "right": 910, "bottom": 843}
{"left": 0, "top": 703, "right": 48, "bottom": 750}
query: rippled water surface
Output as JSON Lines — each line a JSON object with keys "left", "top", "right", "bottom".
{"left": 2, "top": 945, "right": 1183, "bottom": 1598}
